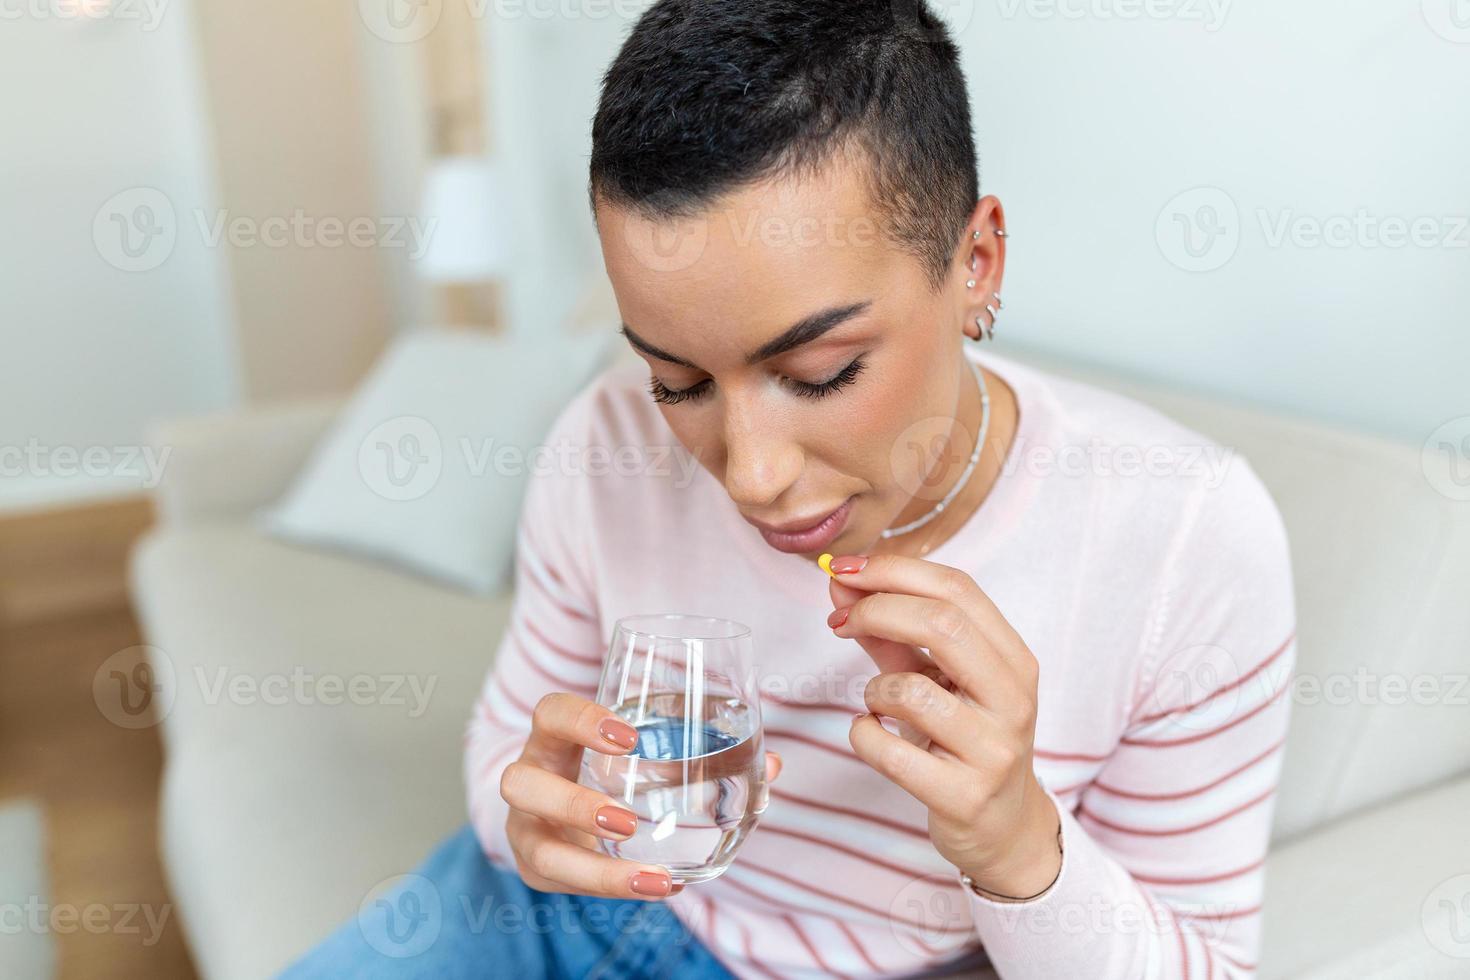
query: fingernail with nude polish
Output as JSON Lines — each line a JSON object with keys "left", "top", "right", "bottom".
{"left": 595, "top": 806, "right": 638, "bottom": 837}
{"left": 827, "top": 607, "right": 850, "bottom": 629}
{"left": 630, "top": 871, "right": 673, "bottom": 897}
{"left": 830, "top": 555, "right": 868, "bottom": 574}
{"left": 599, "top": 718, "right": 639, "bottom": 750}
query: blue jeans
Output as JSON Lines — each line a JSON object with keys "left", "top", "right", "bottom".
{"left": 279, "top": 825, "right": 734, "bottom": 980}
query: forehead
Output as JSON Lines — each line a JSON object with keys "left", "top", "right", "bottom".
{"left": 596, "top": 155, "right": 914, "bottom": 357}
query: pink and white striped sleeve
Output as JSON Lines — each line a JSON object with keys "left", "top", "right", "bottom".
{"left": 970, "top": 461, "right": 1298, "bottom": 979}
{"left": 463, "top": 397, "right": 608, "bottom": 865}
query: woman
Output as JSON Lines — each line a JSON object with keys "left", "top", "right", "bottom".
{"left": 285, "top": 0, "right": 1295, "bottom": 977}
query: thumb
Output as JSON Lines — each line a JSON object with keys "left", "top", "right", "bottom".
{"left": 764, "top": 751, "right": 783, "bottom": 783}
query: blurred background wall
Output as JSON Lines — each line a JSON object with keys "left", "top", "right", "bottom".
{"left": 3, "top": 0, "right": 1464, "bottom": 515}
{"left": 486, "top": 0, "right": 1468, "bottom": 443}
{"left": 0, "top": 0, "right": 431, "bottom": 512}
{"left": 0, "top": 3, "right": 239, "bottom": 511}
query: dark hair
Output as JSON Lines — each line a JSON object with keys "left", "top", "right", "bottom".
{"left": 589, "top": 0, "right": 979, "bottom": 288}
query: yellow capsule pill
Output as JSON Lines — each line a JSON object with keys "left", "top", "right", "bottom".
{"left": 817, "top": 553, "right": 836, "bottom": 578}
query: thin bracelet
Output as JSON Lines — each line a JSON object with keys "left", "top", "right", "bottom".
{"left": 958, "top": 818, "right": 1064, "bottom": 903}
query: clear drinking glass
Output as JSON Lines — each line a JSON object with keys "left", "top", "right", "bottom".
{"left": 577, "top": 614, "right": 767, "bottom": 884}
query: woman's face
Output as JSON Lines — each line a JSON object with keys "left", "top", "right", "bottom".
{"left": 596, "top": 154, "right": 996, "bottom": 559}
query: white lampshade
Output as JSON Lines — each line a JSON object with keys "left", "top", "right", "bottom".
{"left": 416, "top": 156, "right": 510, "bottom": 282}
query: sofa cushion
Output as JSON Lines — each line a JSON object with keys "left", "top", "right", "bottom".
{"left": 128, "top": 524, "right": 513, "bottom": 980}
{"left": 259, "top": 327, "right": 609, "bottom": 596}
{"left": 1259, "top": 772, "right": 1470, "bottom": 978}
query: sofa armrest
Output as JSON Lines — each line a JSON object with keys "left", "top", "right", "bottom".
{"left": 1258, "top": 771, "right": 1470, "bottom": 978}
{"left": 148, "top": 396, "right": 344, "bottom": 528}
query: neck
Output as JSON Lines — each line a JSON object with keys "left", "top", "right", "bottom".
{"left": 874, "top": 354, "right": 1018, "bottom": 559}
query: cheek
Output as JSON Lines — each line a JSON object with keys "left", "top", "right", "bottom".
{"left": 840, "top": 352, "right": 956, "bottom": 493}
{"left": 664, "top": 411, "right": 714, "bottom": 461}
{"left": 659, "top": 407, "right": 723, "bottom": 470}
{"left": 806, "top": 375, "right": 917, "bottom": 489}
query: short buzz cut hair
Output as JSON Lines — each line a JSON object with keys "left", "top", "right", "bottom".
{"left": 589, "top": 0, "right": 980, "bottom": 288}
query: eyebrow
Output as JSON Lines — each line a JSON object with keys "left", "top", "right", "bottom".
{"left": 620, "top": 300, "right": 872, "bottom": 369}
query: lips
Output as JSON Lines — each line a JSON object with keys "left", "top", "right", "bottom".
{"left": 744, "top": 497, "right": 854, "bottom": 555}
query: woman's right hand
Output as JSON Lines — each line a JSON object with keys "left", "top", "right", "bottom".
{"left": 500, "top": 692, "right": 783, "bottom": 901}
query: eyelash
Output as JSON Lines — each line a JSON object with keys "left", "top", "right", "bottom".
{"left": 647, "top": 358, "right": 867, "bottom": 406}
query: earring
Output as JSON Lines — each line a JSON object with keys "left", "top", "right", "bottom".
{"left": 994, "top": 228, "right": 1008, "bottom": 239}
{"left": 992, "top": 291, "right": 1004, "bottom": 310}
{"left": 972, "top": 230, "right": 982, "bottom": 241}
{"left": 965, "top": 279, "right": 976, "bottom": 289}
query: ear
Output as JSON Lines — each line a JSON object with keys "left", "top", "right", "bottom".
{"left": 957, "top": 196, "right": 1007, "bottom": 340}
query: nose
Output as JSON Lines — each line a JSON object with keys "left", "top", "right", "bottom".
{"left": 721, "top": 395, "right": 803, "bottom": 511}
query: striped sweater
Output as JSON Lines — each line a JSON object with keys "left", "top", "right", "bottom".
{"left": 465, "top": 348, "right": 1298, "bottom": 979}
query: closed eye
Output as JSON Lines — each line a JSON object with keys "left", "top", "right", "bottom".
{"left": 647, "top": 376, "right": 712, "bottom": 405}
{"left": 785, "top": 357, "right": 866, "bottom": 399}
{"left": 646, "top": 357, "right": 867, "bottom": 406}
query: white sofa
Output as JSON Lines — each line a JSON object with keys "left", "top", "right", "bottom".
{"left": 127, "top": 349, "right": 1470, "bottom": 979}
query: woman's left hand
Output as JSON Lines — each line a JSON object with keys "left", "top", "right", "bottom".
{"left": 824, "top": 553, "right": 1062, "bottom": 898}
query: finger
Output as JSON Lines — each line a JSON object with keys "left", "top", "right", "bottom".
{"left": 520, "top": 692, "right": 639, "bottom": 778}
{"left": 829, "top": 576, "right": 929, "bottom": 675}
{"left": 501, "top": 761, "right": 641, "bottom": 841}
{"left": 848, "top": 712, "right": 968, "bottom": 810}
{"left": 765, "top": 751, "right": 783, "bottom": 783}
{"left": 827, "top": 554, "right": 1027, "bottom": 657}
{"left": 861, "top": 671, "right": 990, "bottom": 767}
{"left": 835, "top": 592, "right": 1019, "bottom": 709}
{"left": 509, "top": 818, "right": 679, "bottom": 901}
